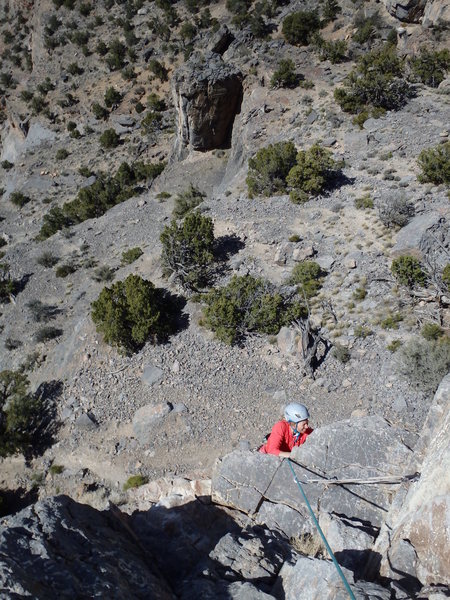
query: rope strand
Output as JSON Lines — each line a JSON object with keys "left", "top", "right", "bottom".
{"left": 287, "top": 458, "right": 357, "bottom": 600}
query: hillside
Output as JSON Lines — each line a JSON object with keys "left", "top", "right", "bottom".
{"left": 0, "top": 0, "right": 449, "bottom": 594}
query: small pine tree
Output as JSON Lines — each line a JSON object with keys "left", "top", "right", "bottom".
{"left": 417, "top": 141, "right": 450, "bottom": 185}
{"left": 91, "top": 274, "right": 176, "bottom": 354}
{"left": 160, "top": 211, "right": 215, "bottom": 290}
{"left": 391, "top": 256, "right": 427, "bottom": 288}
{"left": 246, "top": 141, "right": 297, "bottom": 197}
{"left": 282, "top": 11, "right": 320, "bottom": 46}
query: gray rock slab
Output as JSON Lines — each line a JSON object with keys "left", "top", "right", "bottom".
{"left": 273, "top": 554, "right": 390, "bottom": 599}
{"left": 74, "top": 412, "right": 98, "bottom": 431}
{"left": 209, "top": 527, "right": 286, "bottom": 581}
{"left": 132, "top": 402, "right": 173, "bottom": 445}
{"left": 211, "top": 451, "right": 280, "bottom": 514}
{"left": 391, "top": 212, "right": 445, "bottom": 260}
{"left": 0, "top": 496, "right": 175, "bottom": 599}
{"left": 315, "top": 255, "right": 335, "bottom": 271}
{"left": 257, "top": 501, "right": 312, "bottom": 539}
{"left": 142, "top": 365, "right": 164, "bottom": 386}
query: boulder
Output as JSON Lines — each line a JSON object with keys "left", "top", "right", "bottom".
{"left": 392, "top": 212, "right": 449, "bottom": 266}
{"left": 74, "top": 412, "right": 98, "bottom": 431}
{"left": 277, "top": 327, "right": 298, "bottom": 356}
{"left": 272, "top": 555, "right": 391, "bottom": 600}
{"left": 171, "top": 51, "right": 243, "bottom": 159}
{"left": 212, "top": 417, "right": 415, "bottom": 539}
{"left": 382, "top": 0, "right": 427, "bottom": 22}
{"left": 132, "top": 402, "right": 173, "bottom": 445}
{"left": 142, "top": 364, "right": 164, "bottom": 386}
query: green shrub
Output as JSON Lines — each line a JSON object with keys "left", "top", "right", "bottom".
{"left": 322, "top": 0, "right": 341, "bottom": 23}
{"left": 10, "top": 191, "right": 31, "bottom": 207}
{"left": 443, "top": 263, "right": 450, "bottom": 288}
{"left": 99, "top": 128, "right": 120, "bottom": 149}
{"left": 247, "top": 141, "right": 297, "bottom": 197}
{"left": 104, "top": 87, "right": 122, "bottom": 108}
{"left": 121, "top": 247, "right": 143, "bottom": 265}
{"left": 55, "top": 261, "right": 78, "bottom": 277}
{"left": 149, "top": 59, "right": 168, "bottom": 82}
{"left": 270, "top": 59, "right": 299, "bottom": 89}
{"left": 421, "top": 323, "right": 444, "bottom": 341}
{"left": 352, "top": 11, "right": 382, "bottom": 45}
{"left": 353, "top": 285, "right": 367, "bottom": 300}
{"left": 387, "top": 339, "right": 402, "bottom": 353}
{"left": 141, "top": 111, "right": 163, "bottom": 135}
{"left": 92, "top": 102, "right": 109, "bottom": 120}
{"left": 96, "top": 40, "right": 108, "bottom": 56}
{"left": 67, "top": 62, "right": 83, "bottom": 76}
{"left": 173, "top": 184, "right": 206, "bottom": 218}
{"left": 49, "top": 464, "right": 64, "bottom": 475}
{"left": 397, "top": 336, "right": 450, "bottom": 394}
{"left": 91, "top": 274, "right": 177, "bottom": 354}
{"left": 1, "top": 160, "right": 13, "bottom": 170}
{"left": 106, "top": 38, "right": 127, "bottom": 70}
{"left": 0, "top": 371, "right": 46, "bottom": 458}
{"left": 313, "top": 35, "right": 347, "bottom": 64}
{"left": 92, "top": 265, "right": 115, "bottom": 282}
{"left": 355, "top": 194, "right": 373, "bottom": 209}
{"left": 282, "top": 11, "right": 320, "bottom": 46}
{"left": 38, "top": 161, "right": 165, "bottom": 239}
{"left": 203, "top": 275, "right": 306, "bottom": 344}
{"left": 410, "top": 48, "right": 450, "bottom": 88}
{"left": 381, "top": 313, "right": 403, "bottom": 330}
{"left": 160, "top": 211, "right": 215, "bottom": 290}
{"left": 334, "top": 44, "right": 412, "bottom": 114}
{"left": 286, "top": 144, "right": 338, "bottom": 200}
{"left": 123, "top": 474, "right": 148, "bottom": 490}
{"left": 354, "top": 325, "right": 373, "bottom": 338}
{"left": 290, "top": 261, "right": 324, "bottom": 299}
{"left": 55, "top": 148, "right": 70, "bottom": 160}
{"left": 332, "top": 343, "right": 350, "bottom": 363}
{"left": 37, "top": 252, "right": 59, "bottom": 267}
{"left": 147, "top": 93, "right": 166, "bottom": 111}
{"left": 417, "top": 141, "right": 450, "bottom": 185}
{"left": 391, "top": 256, "right": 427, "bottom": 288}
{"left": 377, "top": 195, "right": 414, "bottom": 228}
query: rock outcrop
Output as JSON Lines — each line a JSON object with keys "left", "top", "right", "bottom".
{"left": 1, "top": 403, "right": 449, "bottom": 598}
{"left": 383, "top": 0, "right": 428, "bottom": 22}
{"left": 370, "top": 374, "right": 450, "bottom": 590}
{"left": 0, "top": 495, "right": 175, "bottom": 599}
{"left": 171, "top": 51, "right": 243, "bottom": 159}
{"left": 382, "top": 0, "right": 450, "bottom": 24}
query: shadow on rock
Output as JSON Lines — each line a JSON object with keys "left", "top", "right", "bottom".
{"left": 24, "top": 379, "right": 63, "bottom": 463}
{"left": 0, "top": 486, "right": 39, "bottom": 518}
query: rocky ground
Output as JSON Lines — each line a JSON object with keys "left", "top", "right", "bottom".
{"left": 0, "top": 0, "right": 449, "bottom": 513}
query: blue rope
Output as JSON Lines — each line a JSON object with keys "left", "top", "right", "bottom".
{"left": 286, "top": 458, "right": 357, "bottom": 600}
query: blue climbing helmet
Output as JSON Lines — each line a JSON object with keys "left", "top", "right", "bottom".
{"left": 284, "top": 402, "right": 309, "bottom": 423}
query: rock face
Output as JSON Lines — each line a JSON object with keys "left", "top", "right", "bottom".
{"left": 0, "top": 495, "right": 175, "bottom": 599}
{"left": 1, "top": 405, "right": 449, "bottom": 599}
{"left": 372, "top": 374, "right": 450, "bottom": 590}
{"left": 383, "top": 0, "right": 450, "bottom": 23}
{"left": 391, "top": 211, "right": 449, "bottom": 267}
{"left": 212, "top": 416, "right": 416, "bottom": 536}
{"left": 171, "top": 51, "right": 243, "bottom": 159}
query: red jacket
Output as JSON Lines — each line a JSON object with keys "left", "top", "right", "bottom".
{"left": 259, "top": 420, "right": 313, "bottom": 455}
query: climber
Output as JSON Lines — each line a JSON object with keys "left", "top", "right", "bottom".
{"left": 259, "top": 402, "right": 313, "bottom": 457}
